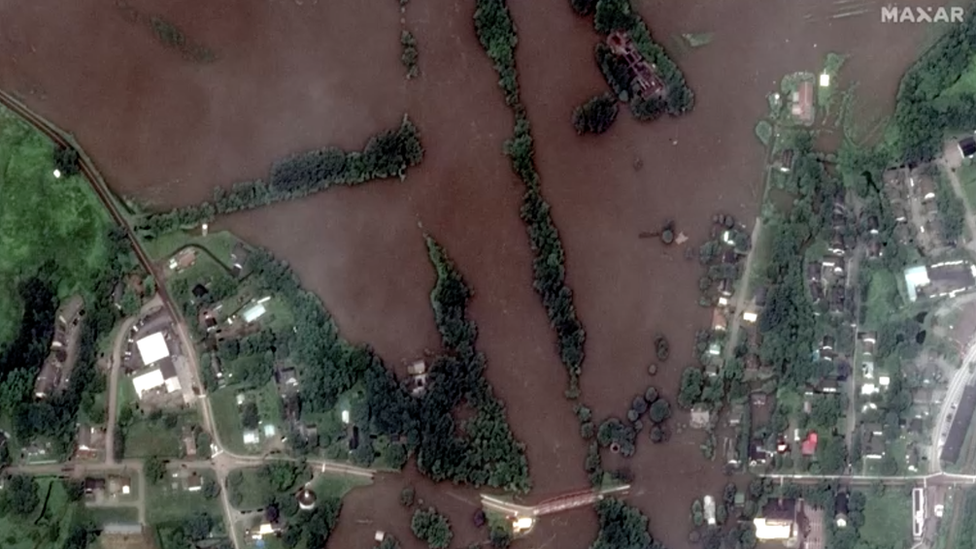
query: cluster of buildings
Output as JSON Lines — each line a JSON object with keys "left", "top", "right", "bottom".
{"left": 33, "top": 296, "right": 85, "bottom": 400}
{"left": 753, "top": 495, "right": 851, "bottom": 549}
{"left": 903, "top": 260, "right": 976, "bottom": 303}
{"left": 123, "top": 309, "right": 191, "bottom": 408}
{"left": 806, "top": 192, "right": 853, "bottom": 315}
{"left": 883, "top": 165, "right": 957, "bottom": 254}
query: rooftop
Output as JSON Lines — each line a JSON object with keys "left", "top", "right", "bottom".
{"left": 135, "top": 332, "right": 169, "bottom": 366}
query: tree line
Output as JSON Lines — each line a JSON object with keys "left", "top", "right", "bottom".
{"left": 474, "top": 0, "right": 587, "bottom": 395}
{"left": 589, "top": 497, "right": 667, "bottom": 549}
{"left": 138, "top": 116, "right": 424, "bottom": 237}
{"left": 572, "top": 0, "right": 694, "bottom": 120}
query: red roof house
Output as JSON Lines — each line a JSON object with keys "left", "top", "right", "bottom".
{"left": 791, "top": 81, "right": 814, "bottom": 125}
{"left": 801, "top": 432, "right": 819, "bottom": 456}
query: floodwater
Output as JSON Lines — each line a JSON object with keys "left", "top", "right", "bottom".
{"left": 0, "top": 0, "right": 936, "bottom": 546}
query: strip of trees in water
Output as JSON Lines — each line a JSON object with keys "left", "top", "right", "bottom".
{"left": 139, "top": 116, "right": 424, "bottom": 237}
{"left": 572, "top": 0, "right": 694, "bottom": 121}
{"left": 589, "top": 498, "right": 668, "bottom": 549}
{"left": 474, "top": 0, "right": 587, "bottom": 395}
{"left": 238, "top": 239, "right": 529, "bottom": 492}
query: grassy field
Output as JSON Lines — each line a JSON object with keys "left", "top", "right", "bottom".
{"left": 145, "top": 470, "right": 222, "bottom": 524}
{"left": 0, "top": 106, "right": 113, "bottom": 345}
{"left": 0, "top": 478, "right": 79, "bottom": 549}
{"left": 858, "top": 488, "right": 912, "bottom": 549}
{"left": 256, "top": 379, "right": 284, "bottom": 427}
{"left": 308, "top": 472, "right": 372, "bottom": 499}
{"left": 864, "top": 269, "right": 902, "bottom": 329}
{"left": 210, "top": 387, "right": 249, "bottom": 455}
{"left": 83, "top": 506, "right": 140, "bottom": 525}
{"left": 956, "top": 162, "right": 976, "bottom": 212}
{"left": 141, "top": 230, "right": 239, "bottom": 269}
{"left": 122, "top": 412, "right": 192, "bottom": 459}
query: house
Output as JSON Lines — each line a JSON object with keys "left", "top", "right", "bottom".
{"left": 729, "top": 403, "right": 745, "bottom": 426}
{"left": 778, "top": 149, "right": 794, "bottom": 173}
{"left": 275, "top": 364, "right": 300, "bottom": 396}
{"left": 84, "top": 478, "right": 107, "bottom": 494}
{"left": 917, "top": 175, "right": 937, "bottom": 203}
{"left": 606, "top": 31, "right": 666, "bottom": 99}
{"left": 754, "top": 499, "right": 798, "bottom": 540}
{"left": 809, "top": 379, "right": 839, "bottom": 394}
{"left": 959, "top": 136, "right": 976, "bottom": 158}
{"left": 863, "top": 434, "right": 885, "bottom": 459}
{"left": 749, "top": 442, "right": 770, "bottom": 465}
{"left": 835, "top": 360, "right": 851, "bottom": 381}
{"left": 712, "top": 309, "right": 727, "bottom": 332}
{"left": 690, "top": 405, "right": 711, "bottom": 429}
{"left": 801, "top": 432, "right": 818, "bottom": 456}
{"left": 718, "top": 278, "right": 733, "bottom": 297}
{"left": 183, "top": 427, "right": 198, "bottom": 458}
{"left": 191, "top": 284, "right": 209, "bottom": 300}
{"left": 754, "top": 285, "right": 768, "bottom": 307}
{"left": 863, "top": 423, "right": 883, "bottom": 437}
{"left": 751, "top": 393, "right": 768, "bottom": 407}
{"left": 926, "top": 260, "right": 976, "bottom": 301}
{"left": 107, "top": 475, "right": 132, "bottom": 496}
{"left": 243, "top": 430, "right": 260, "bottom": 445}
{"left": 859, "top": 332, "right": 877, "bottom": 355}
{"left": 169, "top": 248, "right": 197, "bottom": 271}
{"left": 407, "top": 360, "right": 429, "bottom": 396}
{"left": 185, "top": 473, "right": 202, "bottom": 492}
{"left": 835, "top": 492, "right": 850, "bottom": 528}
{"left": 829, "top": 286, "right": 846, "bottom": 314}
{"left": 791, "top": 80, "right": 815, "bottom": 124}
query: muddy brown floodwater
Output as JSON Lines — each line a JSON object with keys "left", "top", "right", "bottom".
{"left": 0, "top": 0, "right": 937, "bottom": 546}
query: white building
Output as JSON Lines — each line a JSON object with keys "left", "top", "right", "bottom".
{"left": 136, "top": 332, "right": 169, "bottom": 366}
{"left": 131, "top": 368, "right": 166, "bottom": 399}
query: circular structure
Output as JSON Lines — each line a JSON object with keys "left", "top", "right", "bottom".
{"left": 610, "top": 442, "right": 621, "bottom": 454}
{"left": 297, "top": 488, "right": 317, "bottom": 511}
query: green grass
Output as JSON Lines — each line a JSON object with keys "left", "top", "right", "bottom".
{"left": 858, "top": 489, "right": 912, "bottom": 549}
{"left": 122, "top": 413, "right": 187, "bottom": 459}
{"left": 864, "top": 269, "right": 901, "bottom": 329}
{"left": 308, "top": 472, "right": 372, "bottom": 499}
{"left": 0, "top": 479, "right": 78, "bottom": 549}
{"left": 145, "top": 470, "right": 222, "bottom": 525}
{"left": 210, "top": 387, "right": 249, "bottom": 455}
{"left": 82, "top": 506, "right": 140, "bottom": 525}
{"left": 957, "top": 161, "right": 976, "bottom": 212}
{"left": 227, "top": 466, "right": 309, "bottom": 511}
{"left": 0, "top": 106, "right": 113, "bottom": 345}
{"left": 938, "top": 54, "right": 976, "bottom": 103}
{"left": 256, "top": 379, "right": 284, "bottom": 426}
{"left": 141, "top": 229, "right": 240, "bottom": 270}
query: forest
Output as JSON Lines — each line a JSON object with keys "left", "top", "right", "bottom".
{"left": 139, "top": 116, "right": 424, "bottom": 236}
{"left": 474, "top": 0, "right": 588, "bottom": 394}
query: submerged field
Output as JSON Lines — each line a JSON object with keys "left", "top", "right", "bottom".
{"left": 0, "top": 0, "right": 939, "bottom": 546}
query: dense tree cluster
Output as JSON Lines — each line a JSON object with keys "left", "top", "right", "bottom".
{"left": 757, "top": 137, "right": 844, "bottom": 390}
{"left": 139, "top": 117, "right": 424, "bottom": 236}
{"left": 890, "top": 11, "right": 976, "bottom": 163}
{"left": 589, "top": 498, "right": 667, "bottom": 549}
{"left": 475, "top": 0, "right": 588, "bottom": 393}
{"left": 677, "top": 367, "right": 703, "bottom": 408}
{"left": 53, "top": 146, "right": 80, "bottom": 177}
{"left": 572, "top": 93, "right": 619, "bottom": 134}
{"left": 2, "top": 228, "right": 134, "bottom": 457}
{"left": 411, "top": 507, "right": 453, "bottom": 549}
{"left": 580, "top": 0, "right": 694, "bottom": 119}
{"left": 157, "top": 514, "right": 226, "bottom": 549}
{"left": 281, "top": 496, "right": 343, "bottom": 548}
{"left": 0, "top": 475, "right": 39, "bottom": 516}
{"left": 418, "top": 238, "right": 530, "bottom": 491}
{"left": 596, "top": 417, "right": 636, "bottom": 456}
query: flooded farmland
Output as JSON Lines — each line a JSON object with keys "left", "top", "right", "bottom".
{"left": 0, "top": 0, "right": 937, "bottom": 546}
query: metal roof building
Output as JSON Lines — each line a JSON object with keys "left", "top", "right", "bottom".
{"left": 941, "top": 384, "right": 976, "bottom": 464}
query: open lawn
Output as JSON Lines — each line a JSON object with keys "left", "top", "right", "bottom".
{"left": 864, "top": 269, "right": 902, "bottom": 329}
{"left": 0, "top": 106, "right": 112, "bottom": 345}
{"left": 145, "top": 470, "right": 221, "bottom": 524}
{"left": 957, "top": 162, "right": 976, "bottom": 212}
{"left": 256, "top": 379, "right": 284, "bottom": 427}
{"left": 210, "top": 387, "right": 249, "bottom": 455}
{"left": 308, "top": 472, "right": 372, "bottom": 499}
{"left": 121, "top": 412, "right": 191, "bottom": 459}
{"left": 858, "top": 488, "right": 912, "bottom": 549}
{"left": 141, "top": 230, "right": 239, "bottom": 270}
{"left": 83, "top": 506, "right": 140, "bottom": 525}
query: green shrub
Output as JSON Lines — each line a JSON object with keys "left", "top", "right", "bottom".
{"left": 411, "top": 508, "right": 453, "bottom": 549}
{"left": 401, "top": 30, "right": 419, "bottom": 79}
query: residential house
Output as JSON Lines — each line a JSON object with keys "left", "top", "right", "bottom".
{"left": 186, "top": 473, "right": 202, "bottom": 492}
{"left": 791, "top": 80, "right": 815, "bottom": 124}
{"left": 959, "top": 136, "right": 976, "bottom": 158}
{"left": 801, "top": 432, "right": 818, "bottom": 456}
{"left": 712, "top": 309, "right": 727, "bottom": 332}
{"left": 275, "top": 364, "right": 300, "bottom": 396}
{"left": 84, "top": 478, "right": 107, "bottom": 494}
{"left": 863, "top": 434, "right": 885, "bottom": 460}
{"left": 754, "top": 499, "right": 798, "bottom": 540}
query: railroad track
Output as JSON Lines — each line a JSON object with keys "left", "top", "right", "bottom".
{"left": 0, "top": 89, "right": 186, "bottom": 360}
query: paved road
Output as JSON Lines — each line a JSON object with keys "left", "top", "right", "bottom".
{"left": 0, "top": 89, "right": 379, "bottom": 548}
{"left": 723, "top": 218, "right": 763, "bottom": 362}
{"left": 481, "top": 484, "right": 630, "bottom": 518}
{"left": 105, "top": 314, "right": 140, "bottom": 465}
{"left": 928, "top": 341, "right": 976, "bottom": 469}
